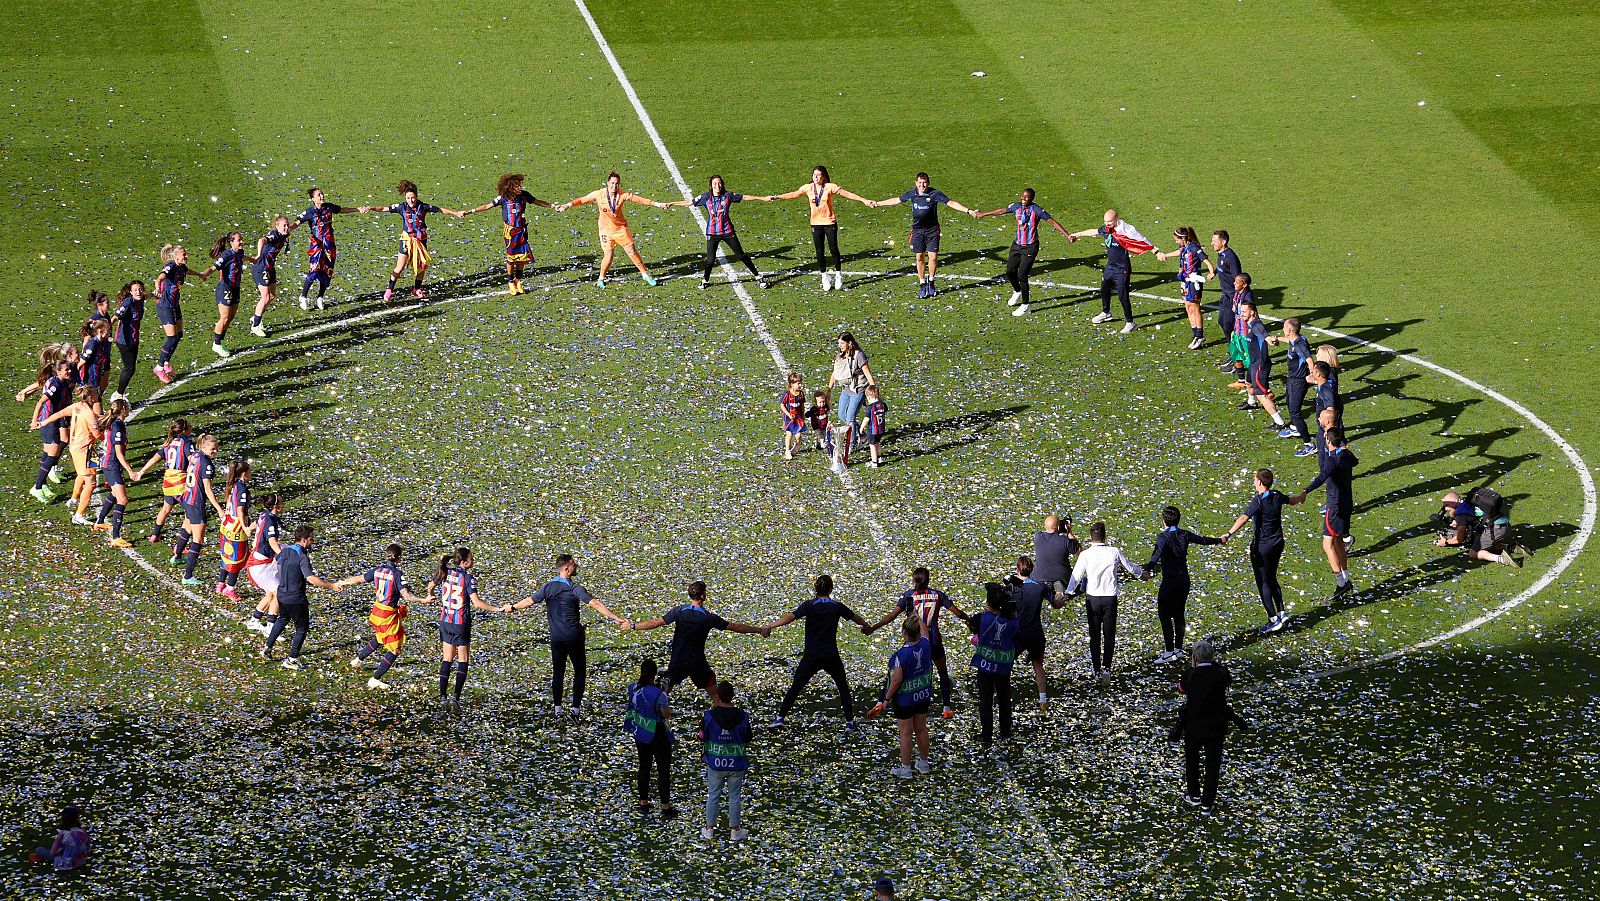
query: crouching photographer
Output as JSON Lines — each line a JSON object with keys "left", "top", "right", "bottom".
{"left": 1433, "top": 487, "right": 1528, "bottom": 568}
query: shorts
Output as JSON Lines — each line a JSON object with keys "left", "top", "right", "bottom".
{"left": 1181, "top": 281, "right": 1202, "bottom": 305}
{"left": 1228, "top": 333, "right": 1250, "bottom": 366}
{"left": 248, "top": 560, "right": 279, "bottom": 593}
{"left": 865, "top": 433, "right": 882, "bottom": 447}
{"left": 69, "top": 445, "right": 91, "bottom": 474}
{"left": 397, "top": 237, "right": 432, "bottom": 264}
{"left": 183, "top": 501, "right": 207, "bottom": 526}
{"left": 600, "top": 228, "right": 636, "bottom": 250}
{"left": 929, "top": 633, "right": 948, "bottom": 664}
{"left": 102, "top": 466, "right": 124, "bottom": 488}
{"left": 893, "top": 699, "right": 931, "bottom": 720}
{"left": 438, "top": 621, "right": 472, "bottom": 647}
{"left": 1470, "top": 522, "right": 1508, "bottom": 553}
{"left": 251, "top": 265, "right": 277, "bottom": 288}
{"left": 39, "top": 421, "right": 61, "bottom": 446}
{"left": 1249, "top": 365, "right": 1274, "bottom": 397}
{"left": 783, "top": 420, "right": 805, "bottom": 435}
{"left": 909, "top": 227, "right": 940, "bottom": 254}
{"left": 666, "top": 657, "right": 715, "bottom": 692}
{"left": 157, "top": 301, "right": 182, "bottom": 327}
{"left": 216, "top": 283, "right": 240, "bottom": 307}
{"left": 1016, "top": 629, "right": 1046, "bottom": 663}
{"left": 1323, "top": 508, "right": 1350, "bottom": 539}
{"left": 308, "top": 239, "right": 336, "bottom": 272}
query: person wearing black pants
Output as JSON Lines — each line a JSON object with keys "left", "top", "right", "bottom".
{"left": 1068, "top": 210, "right": 1161, "bottom": 333}
{"left": 1224, "top": 468, "right": 1300, "bottom": 633}
{"left": 1210, "top": 230, "right": 1241, "bottom": 363}
{"left": 973, "top": 188, "right": 1070, "bottom": 317}
{"left": 1144, "top": 506, "right": 1224, "bottom": 663}
{"left": 1172, "top": 640, "right": 1234, "bottom": 814}
{"left": 1272, "top": 318, "right": 1313, "bottom": 444}
{"left": 512, "top": 553, "right": 629, "bottom": 719}
{"left": 766, "top": 574, "right": 869, "bottom": 732}
{"left": 1065, "top": 522, "right": 1144, "bottom": 681}
{"left": 969, "top": 582, "right": 1020, "bottom": 747}
{"left": 771, "top": 166, "right": 871, "bottom": 292}
{"left": 261, "top": 526, "right": 343, "bottom": 669}
{"left": 626, "top": 658, "right": 676, "bottom": 818}
{"left": 660, "top": 176, "right": 773, "bottom": 289}
{"left": 110, "top": 281, "right": 146, "bottom": 399}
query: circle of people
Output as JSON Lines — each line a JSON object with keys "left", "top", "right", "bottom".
{"left": 27, "top": 161, "right": 1519, "bottom": 830}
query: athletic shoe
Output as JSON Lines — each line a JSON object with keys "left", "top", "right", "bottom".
{"left": 153, "top": 364, "right": 172, "bottom": 385}
{"left": 1096, "top": 671, "right": 1111, "bottom": 685}
{"left": 167, "top": 555, "right": 183, "bottom": 567}
{"left": 1268, "top": 614, "right": 1287, "bottom": 633}
{"left": 509, "top": 281, "right": 523, "bottom": 295}
{"left": 567, "top": 705, "right": 582, "bottom": 721}
{"left": 240, "top": 615, "right": 259, "bottom": 631}
{"left": 412, "top": 287, "right": 425, "bottom": 298}
{"left": 642, "top": 275, "right": 658, "bottom": 287}
{"left": 832, "top": 272, "right": 845, "bottom": 291}
{"left": 1257, "top": 620, "right": 1276, "bottom": 635}
{"left": 71, "top": 513, "right": 91, "bottom": 526}
{"left": 941, "top": 707, "right": 954, "bottom": 719}
{"left": 768, "top": 717, "right": 784, "bottom": 731}
{"left": 28, "top": 487, "right": 50, "bottom": 504}
{"left": 1187, "top": 337, "right": 1204, "bottom": 350}
{"left": 820, "top": 273, "right": 830, "bottom": 291}
{"left": 258, "top": 646, "right": 272, "bottom": 661}
{"left": 315, "top": 296, "right": 325, "bottom": 311}
{"left": 1277, "top": 427, "right": 1298, "bottom": 439}
{"left": 891, "top": 764, "right": 914, "bottom": 779}
{"left": 91, "top": 520, "right": 113, "bottom": 532}
{"left": 366, "top": 677, "right": 390, "bottom": 690}
{"left": 146, "top": 533, "right": 161, "bottom": 544}
{"left": 448, "top": 697, "right": 462, "bottom": 715}
{"left": 659, "top": 806, "right": 679, "bottom": 821}
{"left": 698, "top": 279, "right": 709, "bottom": 290}
{"left": 700, "top": 827, "right": 715, "bottom": 842}
{"left": 1008, "top": 291, "right": 1023, "bottom": 307}
{"left": 784, "top": 448, "right": 793, "bottom": 461}
{"left": 917, "top": 281, "right": 929, "bottom": 299}
{"left": 1200, "top": 805, "right": 1214, "bottom": 817}
{"left": 914, "top": 757, "right": 931, "bottom": 775}
{"left": 108, "top": 538, "right": 132, "bottom": 549}
{"left": 1037, "top": 699, "right": 1049, "bottom": 713}
{"left": 1294, "top": 444, "right": 1316, "bottom": 457}
{"left": 1120, "top": 321, "right": 1137, "bottom": 334}
{"left": 383, "top": 288, "right": 393, "bottom": 302}
{"left": 182, "top": 577, "right": 204, "bottom": 587}
{"left": 1332, "top": 581, "right": 1354, "bottom": 599}
{"left": 927, "top": 282, "right": 938, "bottom": 297}
{"left": 1497, "top": 550, "right": 1520, "bottom": 568}
{"left": 868, "top": 460, "right": 880, "bottom": 468}
{"left": 249, "top": 325, "right": 268, "bottom": 338}
{"left": 595, "top": 276, "right": 606, "bottom": 289}
{"left": 756, "top": 277, "right": 769, "bottom": 289}
{"left": 281, "top": 657, "right": 304, "bottom": 671}
{"left": 298, "top": 296, "right": 310, "bottom": 311}
{"left": 350, "top": 656, "right": 365, "bottom": 669}
{"left": 219, "top": 585, "right": 240, "bottom": 602}
{"left": 730, "top": 827, "right": 748, "bottom": 843}
{"left": 1237, "top": 401, "right": 1255, "bottom": 411}
{"left": 1012, "top": 303, "right": 1029, "bottom": 317}
{"left": 1090, "top": 312, "right": 1113, "bottom": 324}
{"left": 1228, "top": 380, "right": 1248, "bottom": 390}
{"left": 1183, "top": 795, "right": 1203, "bottom": 808}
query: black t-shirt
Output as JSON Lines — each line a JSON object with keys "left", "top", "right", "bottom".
{"left": 1244, "top": 490, "right": 1287, "bottom": 548}
{"left": 791, "top": 597, "right": 854, "bottom": 658}
{"left": 1012, "top": 579, "right": 1055, "bottom": 635}
{"left": 1032, "top": 532, "right": 1080, "bottom": 583}
{"left": 663, "top": 604, "right": 729, "bottom": 664}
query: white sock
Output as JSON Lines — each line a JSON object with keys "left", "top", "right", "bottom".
{"left": 1335, "top": 571, "right": 1350, "bottom": 586}
{"left": 1270, "top": 412, "right": 1285, "bottom": 426}
{"left": 1038, "top": 692, "right": 1048, "bottom": 702}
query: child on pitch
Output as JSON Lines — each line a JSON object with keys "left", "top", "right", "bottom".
{"left": 969, "top": 582, "right": 1020, "bottom": 748}
{"left": 556, "top": 171, "right": 662, "bottom": 288}
{"left": 861, "top": 384, "right": 887, "bottom": 468}
{"left": 92, "top": 397, "right": 138, "bottom": 547}
{"left": 29, "top": 805, "right": 89, "bottom": 872}
{"left": 247, "top": 216, "right": 294, "bottom": 340}
{"left": 110, "top": 281, "right": 145, "bottom": 400}
{"left": 627, "top": 657, "right": 677, "bottom": 819}
{"left": 699, "top": 679, "right": 753, "bottom": 842}
{"left": 37, "top": 385, "right": 103, "bottom": 526}
{"left": 779, "top": 371, "right": 807, "bottom": 460}
{"left": 243, "top": 493, "right": 285, "bottom": 635}
{"left": 427, "top": 547, "right": 511, "bottom": 713}
{"left": 864, "top": 567, "right": 968, "bottom": 719}
{"left": 137, "top": 419, "right": 192, "bottom": 548}
{"left": 804, "top": 389, "right": 833, "bottom": 456}
{"left": 26, "top": 357, "right": 74, "bottom": 504}
{"left": 200, "top": 230, "right": 249, "bottom": 358}
{"left": 214, "top": 459, "right": 253, "bottom": 601}
{"left": 461, "top": 173, "right": 554, "bottom": 295}
{"left": 380, "top": 180, "right": 466, "bottom": 301}
{"left": 1144, "top": 506, "right": 1223, "bottom": 663}
{"left": 152, "top": 243, "right": 207, "bottom": 385}
{"left": 1224, "top": 273, "right": 1253, "bottom": 392}
{"left": 336, "top": 544, "right": 428, "bottom": 690}
{"left": 867, "top": 614, "right": 934, "bottom": 779}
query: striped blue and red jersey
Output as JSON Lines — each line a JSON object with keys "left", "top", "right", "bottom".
{"left": 694, "top": 192, "right": 742, "bottom": 237}
{"left": 157, "top": 261, "right": 188, "bottom": 306}
{"left": 864, "top": 399, "right": 888, "bottom": 438}
{"left": 163, "top": 434, "right": 193, "bottom": 472}
{"left": 224, "top": 479, "right": 250, "bottom": 523}
{"left": 780, "top": 389, "right": 805, "bottom": 427}
{"left": 390, "top": 201, "right": 441, "bottom": 241}
{"left": 215, "top": 248, "right": 245, "bottom": 292}
{"left": 258, "top": 230, "right": 287, "bottom": 269}
{"left": 1007, "top": 202, "right": 1051, "bottom": 245}
{"left": 437, "top": 566, "right": 475, "bottom": 625}
{"left": 298, "top": 203, "right": 342, "bottom": 246}
{"left": 367, "top": 561, "right": 404, "bottom": 607}
{"left": 80, "top": 336, "right": 109, "bottom": 385}
{"left": 181, "top": 450, "right": 213, "bottom": 506}
{"left": 40, "top": 375, "right": 70, "bottom": 423}
{"left": 113, "top": 294, "right": 144, "bottom": 347}
{"left": 1178, "top": 243, "right": 1206, "bottom": 281}
{"left": 100, "top": 418, "right": 127, "bottom": 472}
{"left": 495, "top": 190, "right": 534, "bottom": 231}
{"left": 252, "top": 511, "right": 282, "bottom": 560}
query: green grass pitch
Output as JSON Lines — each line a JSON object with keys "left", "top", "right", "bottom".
{"left": 1, "top": 0, "right": 1598, "bottom": 898}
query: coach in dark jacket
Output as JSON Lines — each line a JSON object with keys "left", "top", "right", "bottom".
{"left": 1174, "top": 640, "right": 1233, "bottom": 813}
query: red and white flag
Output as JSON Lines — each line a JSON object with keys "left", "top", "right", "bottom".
{"left": 1110, "top": 220, "right": 1154, "bottom": 255}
